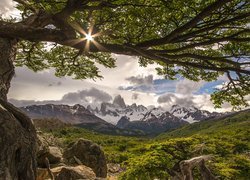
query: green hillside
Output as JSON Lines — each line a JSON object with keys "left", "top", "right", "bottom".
{"left": 158, "top": 110, "right": 250, "bottom": 139}
{"left": 43, "top": 110, "right": 250, "bottom": 179}
{"left": 119, "top": 110, "right": 250, "bottom": 180}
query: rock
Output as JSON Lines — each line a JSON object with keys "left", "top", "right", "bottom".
{"left": 55, "top": 165, "right": 96, "bottom": 180}
{"left": 47, "top": 146, "right": 62, "bottom": 164}
{"left": 37, "top": 146, "right": 62, "bottom": 167}
{"left": 37, "top": 133, "right": 62, "bottom": 167}
{"left": 108, "top": 163, "right": 122, "bottom": 174}
{"left": 113, "top": 95, "right": 126, "bottom": 108}
{"left": 63, "top": 138, "right": 107, "bottom": 178}
{"left": 0, "top": 100, "right": 37, "bottom": 179}
{"left": 37, "top": 165, "right": 96, "bottom": 180}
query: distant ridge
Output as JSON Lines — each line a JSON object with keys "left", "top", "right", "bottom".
{"left": 21, "top": 96, "right": 223, "bottom": 135}
{"left": 21, "top": 104, "right": 144, "bottom": 135}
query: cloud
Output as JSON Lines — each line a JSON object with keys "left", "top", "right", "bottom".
{"left": 126, "top": 75, "right": 153, "bottom": 85}
{"left": 176, "top": 79, "right": 205, "bottom": 95}
{"left": 62, "top": 88, "right": 112, "bottom": 104}
{"left": 10, "top": 87, "right": 112, "bottom": 107}
{"left": 157, "top": 93, "right": 196, "bottom": 107}
{"left": 157, "top": 79, "right": 206, "bottom": 108}
{"left": 9, "top": 99, "right": 60, "bottom": 107}
{"left": 0, "top": 0, "right": 15, "bottom": 17}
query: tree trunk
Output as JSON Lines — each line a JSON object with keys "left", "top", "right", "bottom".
{"left": 0, "top": 38, "right": 15, "bottom": 101}
{"left": 0, "top": 38, "right": 37, "bottom": 180}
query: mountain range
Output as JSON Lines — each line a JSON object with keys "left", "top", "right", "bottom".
{"left": 21, "top": 95, "right": 222, "bottom": 135}
{"left": 87, "top": 95, "right": 221, "bottom": 124}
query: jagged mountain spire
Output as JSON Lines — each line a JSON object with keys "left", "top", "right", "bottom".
{"left": 113, "top": 95, "right": 126, "bottom": 108}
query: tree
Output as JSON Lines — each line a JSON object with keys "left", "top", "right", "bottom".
{"left": 0, "top": 0, "right": 249, "bottom": 179}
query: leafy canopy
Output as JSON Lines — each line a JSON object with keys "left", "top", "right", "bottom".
{"left": 1, "top": 0, "right": 249, "bottom": 108}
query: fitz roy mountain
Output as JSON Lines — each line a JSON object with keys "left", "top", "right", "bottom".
{"left": 21, "top": 95, "right": 221, "bottom": 135}
{"left": 88, "top": 95, "right": 221, "bottom": 124}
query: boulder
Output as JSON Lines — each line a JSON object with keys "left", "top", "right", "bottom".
{"left": 55, "top": 165, "right": 96, "bottom": 180}
{"left": 37, "top": 133, "right": 62, "bottom": 167}
{"left": 0, "top": 100, "right": 37, "bottom": 179}
{"left": 47, "top": 146, "right": 62, "bottom": 163}
{"left": 37, "top": 165, "right": 96, "bottom": 180}
{"left": 63, "top": 138, "right": 107, "bottom": 178}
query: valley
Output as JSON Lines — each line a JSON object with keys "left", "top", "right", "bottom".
{"left": 33, "top": 107, "right": 250, "bottom": 179}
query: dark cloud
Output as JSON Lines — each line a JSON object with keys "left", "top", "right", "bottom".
{"left": 157, "top": 93, "right": 175, "bottom": 104}
{"left": 156, "top": 80, "right": 205, "bottom": 107}
{"left": 9, "top": 88, "right": 112, "bottom": 107}
{"left": 157, "top": 93, "right": 197, "bottom": 107}
{"left": 126, "top": 75, "right": 153, "bottom": 85}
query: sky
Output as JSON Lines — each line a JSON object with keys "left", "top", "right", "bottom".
{"left": 0, "top": 0, "right": 241, "bottom": 112}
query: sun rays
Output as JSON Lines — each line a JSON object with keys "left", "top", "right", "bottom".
{"left": 67, "top": 22, "right": 106, "bottom": 54}
{"left": 85, "top": 33, "right": 93, "bottom": 41}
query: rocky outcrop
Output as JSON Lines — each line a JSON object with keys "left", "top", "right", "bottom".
{"left": 47, "top": 147, "right": 62, "bottom": 164}
{"left": 63, "top": 138, "right": 107, "bottom": 178}
{"left": 37, "top": 165, "right": 96, "bottom": 180}
{"left": 0, "top": 100, "right": 37, "bottom": 179}
{"left": 55, "top": 165, "right": 96, "bottom": 180}
{"left": 37, "top": 132, "right": 63, "bottom": 167}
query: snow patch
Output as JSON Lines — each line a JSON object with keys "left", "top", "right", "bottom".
{"left": 182, "top": 116, "right": 198, "bottom": 123}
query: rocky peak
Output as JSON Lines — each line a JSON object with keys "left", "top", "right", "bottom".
{"left": 130, "top": 103, "right": 137, "bottom": 109}
{"left": 87, "top": 105, "right": 92, "bottom": 111}
{"left": 140, "top": 111, "right": 157, "bottom": 121}
{"left": 158, "top": 112, "right": 181, "bottom": 122}
{"left": 113, "top": 95, "right": 126, "bottom": 108}
{"left": 116, "top": 116, "right": 130, "bottom": 128}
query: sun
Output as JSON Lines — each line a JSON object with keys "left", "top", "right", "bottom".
{"left": 85, "top": 33, "right": 93, "bottom": 41}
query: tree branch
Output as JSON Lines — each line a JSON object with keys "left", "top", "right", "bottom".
{"left": 170, "top": 12, "right": 250, "bottom": 43}
{"left": 136, "top": 0, "right": 233, "bottom": 47}
{"left": 0, "top": 22, "right": 67, "bottom": 42}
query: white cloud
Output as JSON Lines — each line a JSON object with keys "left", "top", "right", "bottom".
{"left": 0, "top": 0, "right": 14, "bottom": 16}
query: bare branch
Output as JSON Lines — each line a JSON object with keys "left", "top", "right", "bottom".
{"left": 136, "top": 0, "right": 233, "bottom": 47}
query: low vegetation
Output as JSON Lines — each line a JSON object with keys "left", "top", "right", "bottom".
{"left": 42, "top": 110, "right": 250, "bottom": 179}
